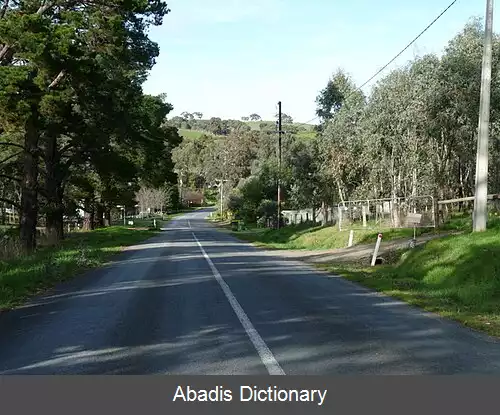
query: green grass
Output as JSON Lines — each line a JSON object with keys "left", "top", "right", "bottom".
{"left": 230, "top": 222, "right": 437, "bottom": 250}
{"left": 116, "top": 209, "right": 202, "bottom": 228}
{"left": 0, "top": 226, "right": 159, "bottom": 312}
{"left": 245, "top": 121, "right": 272, "bottom": 131}
{"left": 296, "top": 130, "right": 317, "bottom": 139}
{"left": 179, "top": 129, "right": 206, "bottom": 139}
{"left": 314, "top": 216, "right": 500, "bottom": 337}
{"left": 228, "top": 213, "right": 475, "bottom": 250}
{"left": 245, "top": 121, "right": 315, "bottom": 132}
{"left": 116, "top": 216, "right": 168, "bottom": 229}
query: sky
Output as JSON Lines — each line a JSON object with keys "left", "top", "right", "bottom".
{"left": 142, "top": 0, "right": 496, "bottom": 125}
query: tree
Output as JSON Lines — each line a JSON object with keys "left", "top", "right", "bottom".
{"left": 249, "top": 114, "right": 261, "bottom": 121}
{"left": 241, "top": 116, "right": 250, "bottom": 121}
{"left": 276, "top": 113, "right": 293, "bottom": 124}
{"left": 168, "top": 116, "right": 187, "bottom": 128}
{"left": 0, "top": 0, "right": 172, "bottom": 252}
{"left": 193, "top": 112, "right": 203, "bottom": 119}
{"left": 181, "top": 111, "right": 194, "bottom": 120}
{"left": 315, "top": 69, "right": 352, "bottom": 122}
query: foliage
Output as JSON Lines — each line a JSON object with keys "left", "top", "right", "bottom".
{"left": 0, "top": 0, "right": 179, "bottom": 253}
{"left": 171, "top": 19, "right": 500, "bottom": 234}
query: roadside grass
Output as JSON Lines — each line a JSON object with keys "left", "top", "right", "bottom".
{"left": 115, "top": 208, "right": 202, "bottom": 228}
{"left": 0, "top": 226, "right": 159, "bottom": 312}
{"left": 229, "top": 222, "right": 432, "bottom": 250}
{"left": 315, "top": 216, "right": 500, "bottom": 337}
{"left": 228, "top": 213, "right": 473, "bottom": 250}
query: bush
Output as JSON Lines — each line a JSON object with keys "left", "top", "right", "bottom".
{"left": 227, "top": 193, "right": 244, "bottom": 219}
{"left": 257, "top": 199, "right": 278, "bottom": 220}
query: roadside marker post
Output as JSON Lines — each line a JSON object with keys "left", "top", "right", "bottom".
{"left": 371, "top": 233, "right": 383, "bottom": 267}
{"left": 406, "top": 212, "right": 422, "bottom": 249}
{"left": 348, "top": 230, "right": 354, "bottom": 248}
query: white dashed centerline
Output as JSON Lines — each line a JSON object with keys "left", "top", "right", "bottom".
{"left": 191, "top": 230, "right": 285, "bottom": 376}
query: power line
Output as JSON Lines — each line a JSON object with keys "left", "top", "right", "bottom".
{"left": 353, "top": 0, "right": 459, "bottom": 95}
{"left": 290, "top": 0, "right": 459, "bottom": 128}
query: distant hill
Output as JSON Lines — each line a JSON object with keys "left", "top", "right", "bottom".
{"left": 244, "top": 121, "right": 315, "bottom": 132}
{"left": 178, "top": 129, "right": 208, "bottom": 139}
{"left": 177, "top": 120, "right": 316, "bottom": 140}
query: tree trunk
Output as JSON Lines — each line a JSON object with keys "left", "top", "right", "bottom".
{"left": 336, "top": 179, "right": 345, "bottom": 207}
{"left": 96, "top": 203, "right": 105, "bottom": 228}
{"left": 321, "top": 200, "right": 327, "bottom": 226}
{"left": 83, "top": 199, "right": 95, "bottom": 231}
{"left": 104, "top": 208, "right": 111, "bottom": 227}
{"left": 458, "top": 161, "right": 465, "bottom": 212}
{"left": 19, "top": 108, "right": 39, "bottom": 254}
{"left": 0, "top": 186, "right": 6, "bottom": 225}
{"left": 390, "top": 150, "right": 401, "bottom": 228}
{"left": 44, "top": 133, "right": 64, "bottom": 245}
{"left": 83, "top": 211, "right": 92, "bottom": 231}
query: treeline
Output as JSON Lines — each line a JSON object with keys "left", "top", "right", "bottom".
{"left": 317, "top": 19, "right": 500, "bottom": 214}
{"left": 0, "top": 0, "right": 181, "bottom": 253}
{"left": 172, "top": 125, "right": 323, "bottom": 224}
{"left": 167, "top": 111, "right": 305, "bottom": 136}
{"left": 173, "top": 19, "right": 500, "bottom": 227}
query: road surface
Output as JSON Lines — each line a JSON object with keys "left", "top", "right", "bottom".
{"left": 1, "top": 209, "right": 500, "bottom": 374}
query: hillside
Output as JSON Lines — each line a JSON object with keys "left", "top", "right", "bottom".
{"left": 178, "top": 129, "right": 206, "bottom": 139}
{"left": 178, "top": 120, "right": 316, "bottom": 140}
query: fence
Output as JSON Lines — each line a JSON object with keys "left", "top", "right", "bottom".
{"left": 335, "top": 196, "right": 436, "bottom": 231}
{"left": 282, "top": 195, "right": 436, "bottom": 231}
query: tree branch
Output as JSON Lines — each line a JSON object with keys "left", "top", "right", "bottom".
{"left": 0, "top": 150, "right": 22, "bottom": 166}
{"left": 37, "top": 0, "right": 56, "bottom": 15}
{"left": 0, "top": 1, "right": 56, "bottom": 62}
{"left": 0, "top": 141, "right": 24, "bottom": 150}
{"left": 60, "top": 142, "right": 75, "bottom": 155}
{"left": 0, "top": 43, "right": 8, "bottom": 61}
{"left": 0, "top": 0, "right": 9, "bottom": 19}
{"left": 0, "top": 173, "right": 21, "bottom": 183}
{"left": 0, "top": 196, "right": 20, "bottom": 209}
{"left": 48, "top": 69, "right": 66, "bottom": 89}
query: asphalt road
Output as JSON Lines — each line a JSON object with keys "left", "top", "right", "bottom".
{"left": 1, "top": 209, "right": 500, "bottom": 374}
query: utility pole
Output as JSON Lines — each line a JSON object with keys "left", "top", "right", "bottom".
{"left": 277, "top": 101, "right": 282, "bottom": 230}
{"left": 220, "top": 180, "right": 224, "bottom": 218}
{"left": 473, "top": 0, "right": 494, "bottom": 232}
{"left": 216, "top": 179, "right": 227, "bottom": 219}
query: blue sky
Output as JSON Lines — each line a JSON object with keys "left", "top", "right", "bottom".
{"left": 142, "top": 0, "right": 494, "bottom": 124}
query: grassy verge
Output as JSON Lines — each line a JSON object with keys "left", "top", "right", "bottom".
{"left": 115, "top": 208, "right": 203, "bottom": 229}
{"left": 0, "top": 226, "right": 159, "bottom": 312}
{"left": 315, "top": 219, "right": 500, "bottom": 338}
{"left": 227, "top": 214, "right": 474, "bottom": 250}
{"left": 228, "top": 222, "right": 437, "bottom": 250}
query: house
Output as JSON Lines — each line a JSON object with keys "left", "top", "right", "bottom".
{"left": 181, "top": 189, "right": 204, "bottom": 206}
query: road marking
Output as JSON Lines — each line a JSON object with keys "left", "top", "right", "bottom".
{"left": 191, "top": 231, "right": 285, "bottom": 376}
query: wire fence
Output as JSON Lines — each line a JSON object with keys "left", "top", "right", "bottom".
{"left": 282, "top": 195, "right": 436, "bottom": 231}
{"left": 335, "top": 196, "right": 436, "bottom": 231}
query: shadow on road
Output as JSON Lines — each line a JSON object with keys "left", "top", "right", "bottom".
{"left": 0, "top": 215, "right": 499, "bottom": 375}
